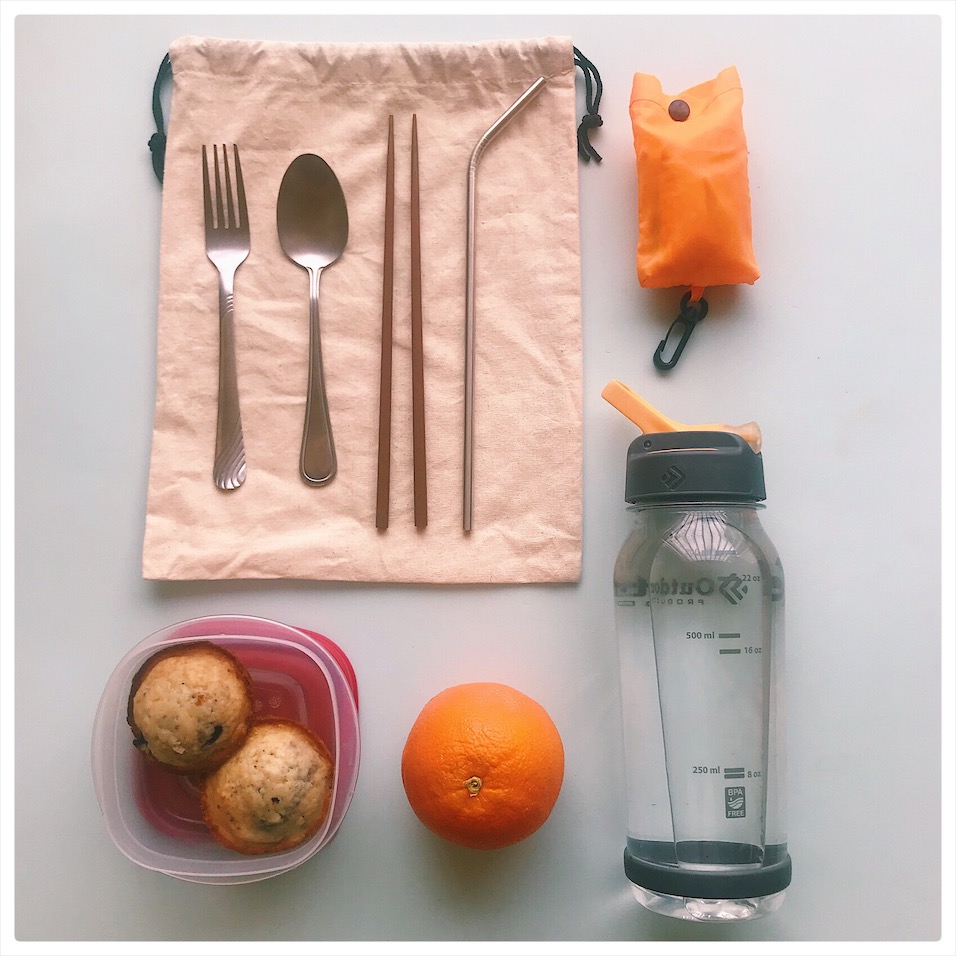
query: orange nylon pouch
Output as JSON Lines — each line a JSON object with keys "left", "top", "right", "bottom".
{"left": 630, "top": 67, "right": 758, "bottom": 367}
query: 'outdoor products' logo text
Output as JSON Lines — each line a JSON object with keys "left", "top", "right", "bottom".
{"left": 636, "top": 573, "right": 750, "bottom": 605}
{"left": 725, "top": 787, "right": 746, "bottom": 818}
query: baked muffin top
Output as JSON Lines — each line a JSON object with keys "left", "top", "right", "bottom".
{"left": 128, "top": 641, "right": 255, "bottom": 774}
{"left": 200, "top": 717, "right": 335, "bottom": 855}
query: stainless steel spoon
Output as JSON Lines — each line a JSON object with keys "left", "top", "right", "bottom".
{"left": 277, "top": 153, "right": 349, "bottom": 485}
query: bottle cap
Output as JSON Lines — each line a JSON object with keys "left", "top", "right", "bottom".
{"left": 625, "top": 430, "right": 766, "bottom": 503}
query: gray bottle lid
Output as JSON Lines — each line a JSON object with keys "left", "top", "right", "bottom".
{"left": 625, "top": 431, "right": 767, "bottom": 504}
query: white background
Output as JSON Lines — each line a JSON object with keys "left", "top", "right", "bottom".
{"left": 8, "top": 4, "right": 952, "bottom": 951}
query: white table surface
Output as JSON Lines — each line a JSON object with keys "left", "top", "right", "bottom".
{"left": 8, "top": 6, "right": 952, "bottom": 951}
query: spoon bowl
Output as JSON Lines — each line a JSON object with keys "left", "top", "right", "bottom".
{"left": 277, "top": 154, "right": 349, "bottom": 485}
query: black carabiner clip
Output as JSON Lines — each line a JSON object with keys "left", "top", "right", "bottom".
{"left": 653, "top": 292, "right": 709, "bottom": 371}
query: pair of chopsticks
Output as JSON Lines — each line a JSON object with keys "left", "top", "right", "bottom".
{"left": 376, "top": 114, "right": 427, "bottom": 531}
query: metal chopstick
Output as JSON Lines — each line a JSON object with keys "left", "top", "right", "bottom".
{"left": 410, "top": 115, "right": 428, "bottom": 529}
{"left": 375, "top": 115, "right": 395, "bottom": 530}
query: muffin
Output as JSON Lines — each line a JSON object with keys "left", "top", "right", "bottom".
{"left": 127, "top": 641, "right": 255, "bottom": 774}
{"left": 200, "top": 717, "right": 335, "bottom": 855}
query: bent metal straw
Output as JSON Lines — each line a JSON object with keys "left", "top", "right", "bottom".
{"left": 463, "top": 76, "right": 547, "bottom": 533}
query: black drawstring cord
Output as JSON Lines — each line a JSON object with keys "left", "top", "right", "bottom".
{"left": 573, "top": 46, "right": 603, "bottom": 163}
{"left": 149, "top": 53, "right": 172, "bottom": 184}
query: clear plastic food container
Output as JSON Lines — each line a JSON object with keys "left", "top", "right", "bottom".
{"left": 91, "top": 614, "right": 360, "bottom": 884}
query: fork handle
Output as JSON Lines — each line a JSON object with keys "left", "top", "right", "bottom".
{"left": 214, "top": 271, "right": 246, "bottom": 490}
{"left": 301, "top": 267, "right": 336, "bottom": 485}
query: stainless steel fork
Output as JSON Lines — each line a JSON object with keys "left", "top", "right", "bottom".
{"left": 202, "top": 143, "right": 250, "bottom": 490}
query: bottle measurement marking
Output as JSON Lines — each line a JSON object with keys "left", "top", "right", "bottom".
{"left": 718, "top": 632, "right": 740, "bottom": 654}
{"left": 691, "top": 765, "right": 763, "bottom": 779}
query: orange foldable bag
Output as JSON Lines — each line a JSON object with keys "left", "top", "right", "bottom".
{"left": 630, "top": 66, "right": 758, "bottom": 368}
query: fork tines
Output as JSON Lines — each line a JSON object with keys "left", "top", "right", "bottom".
{"left": 202, "top": 144, "right": 248, "bottom": 233}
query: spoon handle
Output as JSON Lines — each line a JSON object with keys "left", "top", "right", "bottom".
{"left": 301, "top": 267, "right": 336, "bottom": 485}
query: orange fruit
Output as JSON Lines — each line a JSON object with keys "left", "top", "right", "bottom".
{"left": 401, "top": 682, "right": 564, "bottom": 850}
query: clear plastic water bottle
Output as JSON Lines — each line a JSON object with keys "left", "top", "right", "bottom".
{"left": 613, "top": 429, "right": 791, "bottom": 921}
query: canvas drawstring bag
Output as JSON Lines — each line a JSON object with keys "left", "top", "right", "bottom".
{"left": 141, "top": 35, "right": 599, "bottom": 584}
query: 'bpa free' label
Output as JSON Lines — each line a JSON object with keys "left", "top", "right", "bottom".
{"left": 725, "top": 787, "right": 746, "bottom": 818}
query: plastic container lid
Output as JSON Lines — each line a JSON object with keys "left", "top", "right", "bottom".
{"left": 91, "top": 615, "right": 360, "bottom": 884}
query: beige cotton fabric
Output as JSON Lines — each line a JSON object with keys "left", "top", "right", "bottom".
{"left": 142, "top": 35, "right": 582, "bottom": 584}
